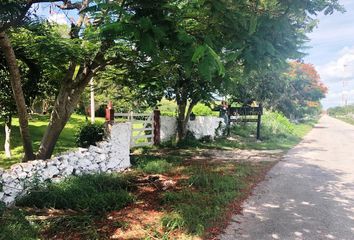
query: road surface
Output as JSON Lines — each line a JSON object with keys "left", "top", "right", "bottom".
{"left": 219, "top": 115, "right": 354, "bottom": 240}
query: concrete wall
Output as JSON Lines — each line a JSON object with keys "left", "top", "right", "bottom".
{"left": 160, "top": 116, "right": 177, "bottom": 142}
{"left": 0, "top": 122, "right": 131, "bottom": 206}
{"left": 187, "top": 116, "right": 225, "bottom": 139}
{"left": 160, "top": 116, "right": 225, "bottom": 141}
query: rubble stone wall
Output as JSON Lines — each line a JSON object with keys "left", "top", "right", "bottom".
{"left": 0, "top": 122, "right": 131, "bottom": 205}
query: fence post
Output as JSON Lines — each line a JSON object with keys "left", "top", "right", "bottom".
{"left": 153, "top": 109, "right": 161, "bottom": 145}
{"left": 256, "top": 103, "right": 262, "bottom": 140}
{"left": 105, "top": 101, "right": 114, "bottom": 124}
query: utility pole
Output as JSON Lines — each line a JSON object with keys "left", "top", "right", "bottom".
{"left": 90, "top": 77, "right": 95, "bottom": 124}
{"left": 342, "top": 64, "right": 349, "bottom": 107}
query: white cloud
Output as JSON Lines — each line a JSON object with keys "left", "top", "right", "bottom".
{"left": 48, "top": 13, "right": 68, "bottom": 25}
{"left": 317, "top": 47, "right": 354, "bottom": 83}
{"left": 315, "top": 46, "right": 354, "bottom": 108}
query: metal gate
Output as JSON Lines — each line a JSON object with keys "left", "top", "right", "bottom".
{"left": 114, "top": 112, "right": 154, "bottom": 148}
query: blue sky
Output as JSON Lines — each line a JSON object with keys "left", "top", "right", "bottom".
{"left": 304, "top": 0, "right": 354, "bottom": 109}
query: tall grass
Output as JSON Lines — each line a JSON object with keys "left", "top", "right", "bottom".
{"left": 16, "top": 173, "right": 135, "bottom": 215}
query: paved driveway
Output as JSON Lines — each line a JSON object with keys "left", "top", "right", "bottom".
{"left": 219, "top": 115, "right": 354, "bottom": 240}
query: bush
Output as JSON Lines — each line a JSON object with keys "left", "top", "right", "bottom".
{"left": 262, "top": 111, "right": 294, "bottom": 137}
{"left": 75, "top": 123, "right": 105, "bottom": 148}
{"left": 95, "top": 105, "right": 106, "bottom": 118}
{"left": 192, "top": 103, "right": 218, "bottom": 116}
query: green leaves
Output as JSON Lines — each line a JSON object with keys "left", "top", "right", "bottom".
{"left": 192, "top": 45, "right": 206, "bottom": 63}
{"left": 249, "top": 16, "right": 258, "bottom": 35}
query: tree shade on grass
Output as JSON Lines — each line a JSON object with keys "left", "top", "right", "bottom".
{"left": 0, "top": 114, "right": 105, "bottom": 169}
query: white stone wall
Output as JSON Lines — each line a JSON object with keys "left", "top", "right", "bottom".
{"left": 0, "top": 122, "right": 131, "bottom": 206}
{"left": 160, "top": 116, "right": 225, "bottom": 141}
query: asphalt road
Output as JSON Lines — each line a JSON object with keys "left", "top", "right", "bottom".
{"left": 219, "top": 115, "right": 354, "bottom": 240}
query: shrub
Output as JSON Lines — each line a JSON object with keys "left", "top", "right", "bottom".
{"left": 262, "top": 111, "right": 294, "bottom": 138}
{"left": 231, "top": 110, "right": 295, "bottom": 140}
{"left": 75, "top": 123, "right": 105, "bottom": 148}
{"left": 95, "top": 105, "right": 106, "bottom": 117}
{"left": 192, "top": 103, "right": 218, "bottom": 116}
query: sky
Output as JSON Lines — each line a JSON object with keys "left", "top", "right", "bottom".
{"left": 304, "top": 0, "right": 354, "bottom": 109}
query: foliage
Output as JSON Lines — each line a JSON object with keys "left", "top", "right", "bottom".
{"left": 327, "top": 105, "right": 354, "bottom": 117}
{"left": 159, "top": 99, "right": 178, "bottom": 117}
{"left": 192, "top": 103, "right": 218, "bottom": 117}
{"left": 16, "top": 173, "right": 135, "bottom": 215}
{"left": 327, "top": 105, "right": 354, "bottom": 125}
{"left": 158, "top": 100, "right": 218, "bottom": 117}
{"left": 275, "top": 61, "right": 326, "bottom": 119}
{"left": 262, "top": 111, "right": 295, "bottom": 137}
{"left": 0, "top": 0, "right": 344, "bottom": 157}
{"left": 75, "top": 123, "right": 105, "bottom": 148}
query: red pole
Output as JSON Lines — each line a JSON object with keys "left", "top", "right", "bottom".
{"left": 153, "top": 109, "right": 161, "bottom": 145}
{"left": 105, "top": 101, "right": 114, "bottom": 124}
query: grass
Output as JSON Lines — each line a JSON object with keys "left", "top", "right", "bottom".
{"left": 39, "top": 215, "right": 101, "bottom": 240}
{"left": 0, "top": 208, "right": 40, "bottom": 240}
{"left": 1, "top": 173, "right": 136, "bottom": 240}
{"left": 0, "top": 114, "right": 105, "bottom": 169}
{"left": 129, "top": 151, "right": 273, "bottom": 238}
{"left": 16, "top": 173, "right": 135, "bottom": 215}
{"left": 160, "top": 162, "right": 255, "bottom": 236}
{"left": 173, "top": 121, "right": 314, "bottom": 152}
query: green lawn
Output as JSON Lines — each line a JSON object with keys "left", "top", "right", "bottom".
{"left": 0, "top": 114, "right": 105, "bottom": 169}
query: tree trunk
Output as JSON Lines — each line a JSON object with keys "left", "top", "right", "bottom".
{"left": 4, "top": 115, "right": 12, "bottom": 158}
{"left": 36, "top": 69, "right": 94, "bottom": 160}
{"left": 0, "top": 31, "right": 35, "bottom": 161}
{"left": 176, "top": 101, "right": 187, "bottom": 142}
{"left": 176, "top": 96, "right": 196, "bottom": 143}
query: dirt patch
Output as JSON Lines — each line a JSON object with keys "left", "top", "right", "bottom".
{"left": 192, "top": 149, "right": 283, "bottom": 163}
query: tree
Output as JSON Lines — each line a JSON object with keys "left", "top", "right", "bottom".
{"left": 275, "top": 61, "right": 327, "bottom": 119}
{"left": 121, "top": 0, "right": 343, "bottom": 141}
{"left": 0, "top": 66, "right": 16, "bottom": 158}
{"left": 0, "top": 33, "right": 45, "bottom": 158}
{"left": 0, "top": 0, "right": 345, "bottom": 158}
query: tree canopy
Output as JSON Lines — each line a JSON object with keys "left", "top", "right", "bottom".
{"left": 0, "top": 0, "right": 344, "bottom": 159}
